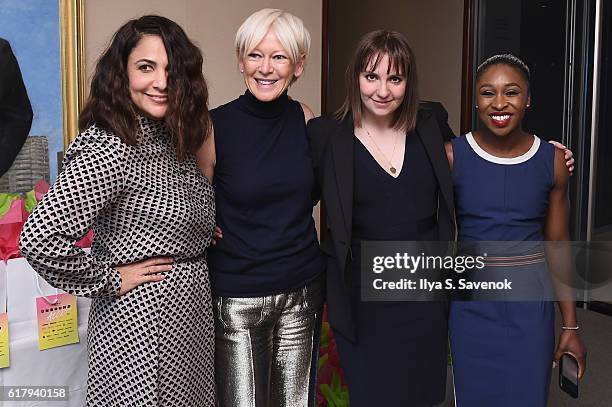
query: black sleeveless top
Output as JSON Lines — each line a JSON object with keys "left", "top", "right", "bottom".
{"left": 208, "top": 90, "right": 322, "bottom": 297}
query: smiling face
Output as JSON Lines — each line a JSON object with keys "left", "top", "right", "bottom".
{"left": 475, "top": 63, "right": 531, "bottom": 136}
{"left": 359, "top": 53, "right": 407, "bottom": 122}
{"left": 127, "top": 35, "right": 169, "bottom": 119}
{"left": 239, "top": 28, "right": 304, "bottom": 102}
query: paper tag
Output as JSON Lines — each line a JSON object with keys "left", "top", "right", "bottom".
{"left": 0, "top": 313, "right": 9, "bottom": 368}
{"left": 36, "top": 293, "right": 80, "bottom": 351}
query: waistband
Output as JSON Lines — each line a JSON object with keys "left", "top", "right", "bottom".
{"left": 482, "top": 252, "right": 546, "bottom": 267}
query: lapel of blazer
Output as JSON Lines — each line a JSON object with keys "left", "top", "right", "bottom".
{"left": 331, "top": 116, "right": 354, "bottom": 246}
{"left": 415, "top": 109, "right": 455, "bottom": 217}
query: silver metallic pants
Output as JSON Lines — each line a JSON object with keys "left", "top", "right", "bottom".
{"left": 214, "top": 275, "right": 324, "bottom": 407}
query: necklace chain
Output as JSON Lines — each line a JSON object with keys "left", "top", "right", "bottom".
{"left": 364, "top": 128, "right": 400, "bottom": 174}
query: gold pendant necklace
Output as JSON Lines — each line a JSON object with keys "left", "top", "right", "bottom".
{"left": 364, "top": 128, "right": 399, "bottom": 174}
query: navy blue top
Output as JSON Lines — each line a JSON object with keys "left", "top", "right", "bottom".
{"left": 452, "top": 133, "right": 555, "bottom": 242}
{"left": 208, "top": 90, "right": 322, "bottom": 297}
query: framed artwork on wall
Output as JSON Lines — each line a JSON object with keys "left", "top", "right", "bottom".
{"left": 0, "top": 0, "right": 85, "bottom": 191}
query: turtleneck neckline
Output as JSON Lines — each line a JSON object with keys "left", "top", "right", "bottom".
{"left": 138, "top": 115, "right": 165, "bottom": 127}
{"left": 239, "top": 89, "right": 290, "bottom": 118}
{"left": 137, "top": 115, "right": 168, "bottom": 142}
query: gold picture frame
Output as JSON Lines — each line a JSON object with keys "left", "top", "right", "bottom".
{"left": 59, "top": 0, "right": 86, "bottom": 149}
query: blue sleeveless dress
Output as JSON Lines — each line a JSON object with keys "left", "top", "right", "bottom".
{"left": 449, "top": 133, "right": 556, "bottom": 407}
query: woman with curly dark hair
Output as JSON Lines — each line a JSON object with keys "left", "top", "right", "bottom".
{"left": 20, "top": 15, "right": 216, "bottom": 406}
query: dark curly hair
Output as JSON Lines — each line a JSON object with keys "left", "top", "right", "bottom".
{"left": 79, "top": 15, "right": 211, "bottom": 160}
{"left": 336, "top": 30, "right": 419, "bottom": 132}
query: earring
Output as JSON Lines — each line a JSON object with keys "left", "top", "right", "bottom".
{"left": 526, "top": 104, "right": 530, "bottom": 107}
{"left": 240, "top": 69, "right": 244, "bottom": 73}
{"left": 475, "top": 105, "right": 479, "bottom": 109}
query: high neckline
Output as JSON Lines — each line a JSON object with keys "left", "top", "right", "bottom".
{"left": 238, "top": 89, "right": 290, "bottom": 118}
{"left": 137, "top": 115, "right": 169, "bottom": 142}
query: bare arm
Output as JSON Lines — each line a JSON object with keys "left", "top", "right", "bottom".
{"left": 300, "top": 102, "right": 315, "bottom": 123}
{"left": 545, "top": 148, "right": 586, "bottom": 378}
{"left": 444, "top": 141, "right": 453, "bottom": 170}
{"left": 195, "top": 126, "right": 216, "bottom": 182}
{"left": 548, "top": 140, "right": 575, "bottom": 174}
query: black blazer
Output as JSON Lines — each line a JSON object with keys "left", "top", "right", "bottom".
{"left": 307, "top": 102, "right": 456, "bottom": 342}
{"left": 0, "top": 38, "right": 33, "bottom": 177}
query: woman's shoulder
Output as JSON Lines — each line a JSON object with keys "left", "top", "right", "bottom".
{"left": 299, "top": 102, "right": 315, "bottom": 121}
{"left": 72, "top": 123, "right": 126, "bottom": 147}
{"left": 418, "top": 100, "right": 448, "bottom": 118}
{"left": 307, "top": 114, "right": 341, "bottom": 133}
{"left": 210, "top": 97, "right": 241, "bottom": 120}
{"left": 418, "top": 100, "right": 455, "bottom": 142}
{"left": 306, "top": 115, "right": 341, "bottom": 164}
{"left": 64, "top": 124, "right": 129, "bottom": 165}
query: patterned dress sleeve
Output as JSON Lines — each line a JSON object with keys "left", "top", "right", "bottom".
{"left": 19, "top": 126, "right": 126, "bottom": 298}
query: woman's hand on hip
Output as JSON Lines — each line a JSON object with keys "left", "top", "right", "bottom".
{"left": 116, "top": 257, "right": 173, "bottom": 295}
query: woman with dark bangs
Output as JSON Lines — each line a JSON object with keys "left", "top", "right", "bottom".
{"left": 308, "top": 33, "right": 575, "bottom": 406}
{"left": 20, "top": 16, "right": 216, "bottom": 406}
{"left": 308, "top": 30, "right": 455, "bottom": 406}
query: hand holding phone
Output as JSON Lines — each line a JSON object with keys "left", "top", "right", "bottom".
{"left": 559, "top": 353, "right": 579, "bottom": 398}
{"left": 554, "top": 329, "right": 587, "bottom": 378}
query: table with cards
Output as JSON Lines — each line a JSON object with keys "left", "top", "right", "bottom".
{"left": 0, "top": 258, "right": 90, "bottom": 407}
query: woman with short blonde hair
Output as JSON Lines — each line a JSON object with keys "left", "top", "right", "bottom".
{"left": 197, "top": 8, "right": 323, "bottom": 407}
{"left": 235, "top": 8, "right": 310, "bottom": 69}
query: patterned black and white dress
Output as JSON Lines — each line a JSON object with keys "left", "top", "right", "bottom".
{"left": 20, "top": 117, "right": 216, "bottom": 406}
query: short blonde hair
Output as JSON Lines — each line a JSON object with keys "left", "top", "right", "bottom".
{"left": 235, "top": 8, "right": 310, "bottom": 64}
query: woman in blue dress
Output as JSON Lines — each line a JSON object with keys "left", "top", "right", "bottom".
{"left": 446, "top": 54, "right": 586, "bottom": 406}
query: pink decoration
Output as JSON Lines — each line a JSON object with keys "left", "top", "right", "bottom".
{"left": 76, "top": 229, "right": 94, "bottom": 248}
{"left": 0, "top": 179, "right": 93, "bottom": 261}
{"left": 0, "top": 199, "right": 26, "bottom": 261}
{"left": 317, "top": 305, "right": 349, "bottom": 406}
{"left": 34, "top": 180, "right": 49, "bottom": 201}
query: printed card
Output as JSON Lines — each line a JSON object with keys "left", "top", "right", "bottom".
{"left": 36, "top": 293, "right": 79, "bottom": 351}
{"left": 0, "top": 313, "right": 9, "bottom": 368}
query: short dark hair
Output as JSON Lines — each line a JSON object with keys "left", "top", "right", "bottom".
{"left": 79, "top": 15, "right": 211, "bottom": 161}
{"left": 476, "top": 54, "right": 531, "bottom": 91}
{"left": 335, "top": 30, "right": 419, "bottom": 132}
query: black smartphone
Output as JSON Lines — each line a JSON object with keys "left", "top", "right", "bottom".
{"left": 559, "top": 353, "right": 579, "bottom": 398}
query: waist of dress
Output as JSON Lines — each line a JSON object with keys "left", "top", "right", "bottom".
{"left": 481, "top": 251, "right": 546, "bottom": 267}
{"left": 173, "top": 253, "right": 207, "bottom": 264}
{"left": 99, "top": 252, "right": 208, "bottom": 267}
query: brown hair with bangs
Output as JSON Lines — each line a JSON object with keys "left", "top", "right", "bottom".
{"left": 78, "top": 15, "right": 211, "bottom": 161}
{"left": 336, "top": 30, "right": 418, "bottom": 132}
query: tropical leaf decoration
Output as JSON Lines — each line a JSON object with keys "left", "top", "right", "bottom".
{"left": 317, "top": 305, "right": 349, "bottom": 406}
